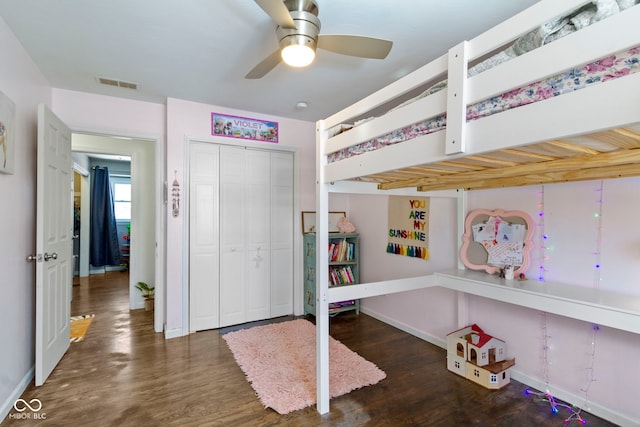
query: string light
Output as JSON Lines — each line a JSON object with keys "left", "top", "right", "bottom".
{"left": 536, "top": 186, "right": 547, "bottom": 281}
{"left": 593, "top": 181, "right": 604, "bottom": 289}
{"left": 527, "top": 183, "right": 606, "bottom": 424}
{"left": 525, "top": 314, "right": 588, "bottom": 424}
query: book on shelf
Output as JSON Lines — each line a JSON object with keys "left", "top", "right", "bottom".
{"left": 328, "top": 238, "right": 355, "bottom": 262}
{"left": 328, "top": 265, "right": 355, "bottom": 286}
{"left": 329, "top": 300, "right": 356, "bottom": 310}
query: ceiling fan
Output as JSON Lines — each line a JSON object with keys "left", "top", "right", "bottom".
{"left": 245, "top": 0, "right": 393, "bottom": 79}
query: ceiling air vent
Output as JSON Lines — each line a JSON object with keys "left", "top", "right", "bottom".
{"left": 97, "top": 77, "right": 138, "bottom": 90}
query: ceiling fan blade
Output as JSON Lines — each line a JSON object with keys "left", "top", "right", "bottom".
{"left": 254, "top": 0, "right": 296, "bottom": 29}
{"left": 245, "top": 49, "right": 282, "bottom": 79}
{"left": 317, "top": 34, "right": 393, "bottom": 59}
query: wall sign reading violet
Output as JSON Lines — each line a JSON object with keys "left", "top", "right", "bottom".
{"left": 211, "top": 112, "right": 278, "bottom": 143}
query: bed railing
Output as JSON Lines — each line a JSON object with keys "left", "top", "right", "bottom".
{"left": 319, "top": 0, "right": 640, "bottom": 183}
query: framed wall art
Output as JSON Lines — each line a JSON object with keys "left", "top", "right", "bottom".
{"left": 301, "top": 211, "right": 346, "bottom": 234}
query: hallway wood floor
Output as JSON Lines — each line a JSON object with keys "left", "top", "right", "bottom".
{"left": 2, "top": 272, "right": 616, "bottom": 426}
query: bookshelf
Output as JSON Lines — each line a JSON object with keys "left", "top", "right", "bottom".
{"left": 304, "top": 233, "right": 360, "bottom": 316}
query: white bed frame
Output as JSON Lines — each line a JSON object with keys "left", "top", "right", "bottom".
{"left": 313, "top": 0, "right": 640, "bottom": 416}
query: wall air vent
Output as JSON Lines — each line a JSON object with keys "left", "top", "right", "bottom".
{"left": 97, "top": 77, "right": 138, "bottom": 90}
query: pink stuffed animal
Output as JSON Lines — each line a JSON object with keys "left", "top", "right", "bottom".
{"left": 337, "top": 217, "right": 356, "bottom": 233}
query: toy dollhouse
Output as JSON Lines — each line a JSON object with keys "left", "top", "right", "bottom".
{"left": 446, "top": 324, "right": 515, "bottom": 390}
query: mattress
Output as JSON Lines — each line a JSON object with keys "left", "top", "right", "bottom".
{"left": 328, "top": 45, "right": 640, "bottom": 163}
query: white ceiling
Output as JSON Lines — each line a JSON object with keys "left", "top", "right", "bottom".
{"left": 0, "top": 0, "right": 539, "bottom": 122}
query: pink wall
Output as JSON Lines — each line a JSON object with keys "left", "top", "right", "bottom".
{"left": 349, "top": 194, "right": 460, "bottom": 341}
{"left": 349, "top": 178, "right": 640, "bottom": 423}
{"left": 0, "top": 15, "right": 51, "bottom": 419}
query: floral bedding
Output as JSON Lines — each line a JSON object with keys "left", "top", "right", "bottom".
{"left": 327, "top": 45, "right": 640, "bottom": 163}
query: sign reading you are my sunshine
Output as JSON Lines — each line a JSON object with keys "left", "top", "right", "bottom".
{"left": 211, "top": 113, "right": 278, "bottom": 143}
{"left": 387, "top": 196, "right": 430, "bottom": 260}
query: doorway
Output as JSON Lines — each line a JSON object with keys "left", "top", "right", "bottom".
{"left": 71, "top": 133, "right": 158, "bottom": 322}
{"left": 72, "top": 154, "right": 131, "bottom": 276}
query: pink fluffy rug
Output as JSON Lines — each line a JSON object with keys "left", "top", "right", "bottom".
{"left": 222, "top": 318, "right": 386, "bottom": 414}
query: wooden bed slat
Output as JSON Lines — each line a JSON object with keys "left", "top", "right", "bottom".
{"left": 379, "top": 147, "right": 640, "bottom": 190}
{"left": 417, "top": 163, "right": 640, "bottom": 192}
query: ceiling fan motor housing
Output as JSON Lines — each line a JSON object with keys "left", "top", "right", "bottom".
{"left": 276, "top": 0, "right": 321, "bottom": 52}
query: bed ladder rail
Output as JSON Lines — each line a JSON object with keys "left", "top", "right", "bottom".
{"left": 445, "top": 41, "right": 468, "bottom": 155}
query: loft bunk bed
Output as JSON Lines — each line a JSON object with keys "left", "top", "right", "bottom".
{"left": 312, "top": 0, "right": 640, "bottom": 416}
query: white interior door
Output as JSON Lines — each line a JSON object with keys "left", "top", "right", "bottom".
{"left": 35, "top": 104, "right": 72, "bottom": 386}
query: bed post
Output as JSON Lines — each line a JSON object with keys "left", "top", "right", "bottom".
{"left": 315, "top": 119, "right": 330, "bottom": 414}
{"left": 445, "top": 41, "right": 468, "bottom": 155}
{"left": 456, "top": 189, "right": 469, "bottom": 327}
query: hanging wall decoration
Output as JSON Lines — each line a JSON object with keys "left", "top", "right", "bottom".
{"left": 460, "top": 208, "right": 534, "bottom": 276}
{"left": 211, "top": 112, "right": 278, "bottom": 143}
{"left": 172, "top": 170, "right": 180, "bottom": 218}
{"left": 387, "top": 196, "right": 430, "bottom": 260}
{"left": 0, "top": 90, "right": 16, "bottom": 174}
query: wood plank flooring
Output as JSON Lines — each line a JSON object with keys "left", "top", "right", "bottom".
{"left": 2, "top": 272, "right": 616, "bottom": 426}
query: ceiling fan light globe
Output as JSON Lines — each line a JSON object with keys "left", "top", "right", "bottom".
{"left": 281, "top": 44, "right": 315, "bottom": 67}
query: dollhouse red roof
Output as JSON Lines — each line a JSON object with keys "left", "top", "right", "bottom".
{"left": 448, "top": 323, "right": 503, "bottom": 348}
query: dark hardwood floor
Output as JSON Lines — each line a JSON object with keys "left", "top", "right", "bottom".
{"left": 2, "top": 272, "right": 616, "bottom": 426}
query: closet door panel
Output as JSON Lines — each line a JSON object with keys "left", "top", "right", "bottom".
{"left": 219, "top": 249, "right": 245, "bottom": 327}
{"left": 220, "top": 147, "right": 245, "bottom": 247}
{"left": 219, "top": 146, "right": 246, "bottom": 327}
{"left": 270, "top": 245, "right": 293, "bottom": 316}
{"left": 270, "top": 152, "right": 294, "bottom": 316}
{"left": 245, "top": 247, "right": 270, "bottom": 322}
{"left": 189, "top": 143, "right": 220, "bottom": 331}
{"left": 244, "top": 150, "right": 271, "bottom": 322}
{"left": 245, "top": 150, "right": 270, "bottom": 246}
{"left": 190, "top": 252, "right": 219, "bottom": 330}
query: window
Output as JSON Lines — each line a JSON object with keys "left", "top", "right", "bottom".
{"left": 111, "top": 177, "right": 131, "bottom": 220}
{"left": 490, "top": 374, "right": 498, "bottom": 383}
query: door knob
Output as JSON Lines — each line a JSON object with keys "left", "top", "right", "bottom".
{"left": 26, "top": 254, "right": 41, "bottom": 262}
{"left": 43, "top": 252, "right": 58, "bottom": 261}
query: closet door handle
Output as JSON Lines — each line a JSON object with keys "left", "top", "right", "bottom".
{"left": 43, "top": 252, "right": 58, "bottom": 261}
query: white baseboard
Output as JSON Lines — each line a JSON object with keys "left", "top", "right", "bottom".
{"left": 360, "top": 307, "right": 446, "bottom": 349}
{"left": 359, "top": 307, "right": 638, "bottom": 427}
{"left": 1, "top": 366, "right": 34, "bottom": 423}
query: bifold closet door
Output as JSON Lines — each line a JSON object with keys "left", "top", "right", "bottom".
{"left": 189, "top": 143, "right": 220, "bottom": 331}
{"left": 190, "top": 142, "right": 294, "bottom": 330}
{"left": 219, "top": 146, "right": 272, "bottom": 327}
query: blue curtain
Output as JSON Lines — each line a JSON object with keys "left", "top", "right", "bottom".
{"left": 90, "top": 167, "right": 122, "bottom": 267}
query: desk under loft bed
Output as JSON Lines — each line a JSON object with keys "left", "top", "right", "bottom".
{"left": 313, "top": 0, "right": 640, "bottom": 416}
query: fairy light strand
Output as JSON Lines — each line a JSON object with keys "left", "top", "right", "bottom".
{"left": 537, "top": 185, "right": 547, "bottom": 281}
{"left": 593, "top": 181, "right": 604, "bottom": 290}
{"left": 526, "top": 183, "right": 609, "bottom": 425}
{"left": 525, "top": 313, "right": 588, "bottom": 424}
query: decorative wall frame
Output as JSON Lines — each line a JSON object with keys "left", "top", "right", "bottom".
{"left": 0, "top": 90, "right": 16, "bottom": 174}
{"left": 301, "top": 211, "right": 346, "bottom": 234}
{"left": 460, "top": 208, "right": 535, "bottom": 276}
